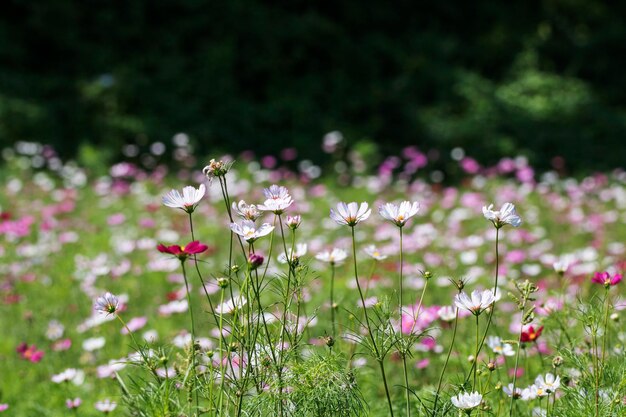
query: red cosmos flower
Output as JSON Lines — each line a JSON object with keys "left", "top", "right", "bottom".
{"left": 520, "top": 325, "right": 544, "bottom": 343}
{"left": 16, "top": 342, "right": 44, "bottom": 363}
{"left": 591, "top": 271, "right": 622, "bottom": 288}
{"left": 157, "top": 241, "right": 208, "bottom": 261}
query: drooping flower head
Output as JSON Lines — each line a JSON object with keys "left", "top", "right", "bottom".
{"left": 591, "top": 271, "right": 622, "bottom": 288}
{"left": 451, "top": 391, "right": 482, "bottom": 410}
{"left": 454, "top": 289, "right": 496, "bottom": 316}
{"left": 162, "top": 184, "right": 205, "bottom": 214}
{"left": 315, "top": 248, "right": 348, "bottom": 266}
{"left": 330, "top": 202, "right": 371, "bottom": 227}
{"left": 230, "top": 220, "right": 274, "bottom": 243}
{"left": 232, "top": 200, "right": 261, "bottom": 221}
{"left": 482, "top": 202, "right": 522, "bottom": 228}
{"left": 94, "top": 292, "right": 120, "bottom": 316}
{"left": 258, "top": 185, "right": 293, "bottom": 214}
{"left": 520, "top": 325, "right": 544, "bottom": 343}
{"left": 378, "top": 201, "right": 420, "bottom": 227}
{"left": 203, "top": 159, "right": 233, "bottom": 179}
{"left": 157, "top": 241, "right": 209, "bottom": 262}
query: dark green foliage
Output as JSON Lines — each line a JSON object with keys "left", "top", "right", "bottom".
{"left": 1, "top": 0, "right": 625, "bottom": 173}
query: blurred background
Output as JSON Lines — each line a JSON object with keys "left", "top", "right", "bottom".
{"left": 1, "top": 0, "right": 625, "bottom": 177}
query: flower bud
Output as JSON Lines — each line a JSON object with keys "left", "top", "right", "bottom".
{"left": 248, "top": 254, "right": 264, "bottom": 270}
{"left": 286, "top": 215, "right": 301, "bottom": 230}
{"left": 487, "top": 362, "right": 496, "bottom": 372}
{"left": 552, "top": 356, "right": 564, "bottom": 368}
{"left": 324, "top": 336, "right": 335, "bottom": 348}
{"left": 217, "top": 277, "right": 229, "bottom": 289}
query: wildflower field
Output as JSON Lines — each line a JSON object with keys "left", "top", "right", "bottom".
{"left": 1, "top": 141, "right": 625, "bottom": 417}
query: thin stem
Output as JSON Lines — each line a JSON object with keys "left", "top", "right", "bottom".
{"left": 474, "top": 314, "right": 480, "bottom": 389}
{"left": 466, "top": 227, "right": 500, "bottom": 384}
{"left": 509, "top": 327, "right": 524, "bottom": 415}
{"left": 432, "top": 308, "right": 459, "bottom": 416}
{"left": 181, "top": 261, "right": 198, "bottom": 416}
{"left": 601, "top": 288, "right": 611, "bottom": 364}
{"left": 399, "top": 226, "right": 410, "bottom": 417}
{"left": 350, "top": 226, "right": 394, "bottom": 417}
{"left": 330, "top": 263, "right": 336, "bottom": 338}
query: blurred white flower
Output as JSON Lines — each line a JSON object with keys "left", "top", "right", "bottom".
{"left": 487, "top": 336, "right": 515, "bottom": 356}
{"left": 231, "top": 200, "right": 261, "bottom": 221}
{"left": 315, "top": 248, "right": 348, "bottom": 266}
{"left": 278, "top": 243, "right": 308, "bottom": 264}
{"left": 363, "top": 245, "right": 388, "bottom": 261}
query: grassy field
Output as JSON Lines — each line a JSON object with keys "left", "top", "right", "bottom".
{"left": 1, "top": 143, "right": 625, "bottom": 416}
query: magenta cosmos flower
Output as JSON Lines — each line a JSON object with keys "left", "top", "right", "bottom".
{"left": 157, "top": 240, "right": 209, "bottom": 261}
{"left": 591, "top": 271, "right": 622, "bottom": 288}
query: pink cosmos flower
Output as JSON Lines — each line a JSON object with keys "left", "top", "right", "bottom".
{"left": 0, "top": 404, "right": 8, "bottom": 412}
{"left": 94, "top": 292, "right": 120, "bottom": 316}
{"left": 591, "top": 271, "right": 622, "bottom": 287}
{"left": 157, "top": 241, "right": 209, "bottom": 261}
{"left": 16, "top": 342, "right": 44, "bottom": 363}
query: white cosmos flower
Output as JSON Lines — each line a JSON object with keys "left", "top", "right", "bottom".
{"left": 278, "top": 243, "right": 308, "bottom": 264}
{"left": 534, "top": 373, "right": 560, "bottom": 394}
{"left": 83, "top": 337, "right": 106, "bottom": 352}
{"left": 482, "top": 202, "right": 522, "bottom": 228}
{"left": 454, "top": 290, "right": 496, "bottom": 316}
{"left": 502, "top": 383, "right": 522, "bottom": 398}
{"left": 315, "top": 248, "right": 348, "bottom": 266}
{"left": 162, "top": 184, "right": 206, "bottom": 213}
{"left": 258, "top": 185, "right": 293, "bottom": 214}
{"left": 437, "top": 305, "right": 457, "bottom": 322}
{"left": 378, "top": 201, "right": 420, "bottom": 227}
{"left": 522, "top": 385, "right": 539, "bottom": 401}
{"left": 94, "top": 399, "right": 117, "bottom": 413}
{"left": 230, "top": 220, "right": 274, "bottom": 243}
{"left": 231, "top": 200, "right": 261, "bottom": 221}
{"left": 363, "top": 245, "right": 388, "bottom": 260}
{"left": 451, "top": 391, "right": 482, "bottom": 410}
{"left": 330, "top": 202, "right": 371, "bottom": 226}
{"left": 486, "top": 336, "right": 515, "bottom": 356}
{"left": 215, "top": 297, "right": 247, "bottom": 314}
{"left": 51, "top": 368, "right": 85, "bottom": 385}
{"left": 94, "top": 292, "right": 119, "bottom": 316}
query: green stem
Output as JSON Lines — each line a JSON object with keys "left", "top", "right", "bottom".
{"left": 474, "top": 314, "right": 480, "bottom": 390}
{"left": 432, "top": 307, "right": 459, "bottom": 416}
{"left": 181, "top": 261, "right": 198, "bottom": 416}
{"left": 330, "top": 263, "right": 336, "bottom": 338}
{"left": 466, "top": 227, "right": 500, "bottom": 384}
{"left": 350, "top": 226, "right": 394, "bottom": 417}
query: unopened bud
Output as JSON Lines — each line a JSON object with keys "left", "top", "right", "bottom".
{"left": 423, "top": 271, "right": 433, "bottom": 280}
{"left": 552, "top": 356, "right": 564, "bottom": 368}
{"left": 217, "top": 277, "right": 229, "bottom": 289}
{"left": 487, "top": 362, "right": 496, "bottom": 372}
{"left": 286, "top": 215, "right": 301, "bottom": 230}
{"left": 248, "top": 253, "right": 264, "bottom": 270}
{"left": 325, "top": 336, "right": 335, "bottom": 348}
{"left": 611, "top": 313, "right": 619, "bottom": 322}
